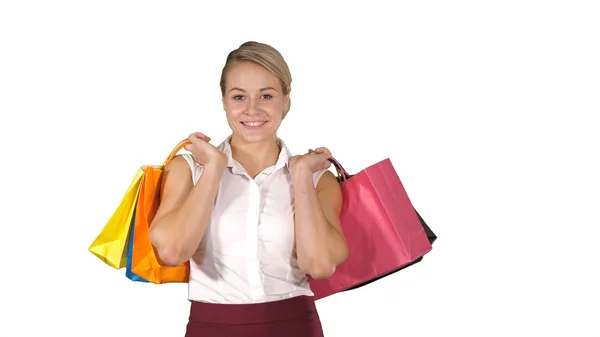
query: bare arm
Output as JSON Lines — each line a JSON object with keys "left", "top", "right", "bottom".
{"left": 292, "top": 168, "right": 349, "bottom": 279}
{"left": 149, "top": 155, "right": 226, "bottom": 266}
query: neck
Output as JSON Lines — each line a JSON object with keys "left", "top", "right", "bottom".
{"left": 229, "top": 133, "right": 281, "bottom": 176}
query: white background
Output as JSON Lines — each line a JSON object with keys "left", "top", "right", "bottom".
{"left": 1, "top": 1, "right": 599, "bottom": 336}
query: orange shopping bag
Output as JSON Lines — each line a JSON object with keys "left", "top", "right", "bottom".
{"left": 129, "top": 138, "right": 191, "bottom": 284}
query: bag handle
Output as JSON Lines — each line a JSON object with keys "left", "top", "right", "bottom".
{"left": 328, "top": 156, "right": 351, "bottom": 182}
{"left": 160, "top": 141, "right": 352, "bottom": 181}
{"left": 161, "top": 139, "right": 192, "bottom": 167}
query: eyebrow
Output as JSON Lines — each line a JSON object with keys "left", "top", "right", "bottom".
{"left": 228, "top": 87, "right": 278, "bottom": 93}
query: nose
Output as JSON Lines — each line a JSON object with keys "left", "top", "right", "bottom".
{"left": 244, "top": 97, "right": 261, "bottom": 115}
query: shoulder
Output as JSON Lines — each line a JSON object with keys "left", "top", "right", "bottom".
{"left": 315, "top": 169, "right": 340, "bottom": 192}
{"left": 315, "top": 170, "right": 343, "bottom": 217}
{"left": 311, "top": 167, "right": 331, "bottom": 188}
{"left": 164, "top": 154, "right": 203, "bottom": 182}
{"left": 166, "top": 154, "right": 194, "bottom": 172}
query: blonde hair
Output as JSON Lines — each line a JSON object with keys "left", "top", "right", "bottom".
{"left": 220, "top": 41, "right": 292, "bottom": 119}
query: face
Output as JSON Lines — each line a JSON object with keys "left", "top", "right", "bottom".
{"left": 222, "top": 61, "right": 289, "bottom": 144}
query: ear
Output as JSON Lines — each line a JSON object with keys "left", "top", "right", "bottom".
{"left": 284, "top": 87, "right": 291, "bottom": 110}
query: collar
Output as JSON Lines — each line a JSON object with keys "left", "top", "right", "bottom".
{"left": 217, "top": 135, "right": 292, "bottom": 176}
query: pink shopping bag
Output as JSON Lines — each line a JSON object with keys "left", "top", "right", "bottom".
{"left": 308, "top": 157, "right": 433, "bottom": 300}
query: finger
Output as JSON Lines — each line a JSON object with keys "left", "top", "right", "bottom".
{"left": 314, "top": 150, "right": 327, "bottom": 157}
{"left": 196, "top": 136, "right": 212, "bottom": 144}
{"left": 315, "top": 147, "right": 331, "bottom": 155}
{"left": 192, "top": 132, "right": 209, "bottom": 141}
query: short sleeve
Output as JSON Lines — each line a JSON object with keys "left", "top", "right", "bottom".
{"left": 312, "top": 167, "right": 330, "bottom": 188}
{"left": 180, "top": 154, "right": 204, "bottom": 185}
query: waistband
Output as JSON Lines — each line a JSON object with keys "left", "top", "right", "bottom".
{"left": 188, "top": 295, "right": 318, "bottom": 325}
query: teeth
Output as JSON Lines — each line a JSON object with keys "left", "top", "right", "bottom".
{"left": 242, "top": 121, "right": 265, "bottom": 127}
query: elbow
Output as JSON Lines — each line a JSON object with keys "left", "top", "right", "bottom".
{"left": 309, "top": 268, "right": 335, "bottom": 280}
{"left": 156, "top": 248, "right": 189, "bottom": 267}
{"left": 312, "top": 254, "right": 349, "bottom": 280}
{"left": 308, "top": 264, "right": 336, "bottom": 280}
{"left": 149, "top": 227, "right": 189, "bottom": 267}
{"left": 299, "top": 258, "right": 338, "bottom": 280}
{"left": 299, "top": 246, "right": 349, "bottom": 280}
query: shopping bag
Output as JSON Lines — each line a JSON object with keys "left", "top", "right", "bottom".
{"left": 343, "top": 208, "right": 437, "bottom": 291}
{"left": 125, "top": 203, "right": 148, "bottom": 282}
{"left": 88, "top": 168, "right": 145, "bottom": 269}
{"left": 308, "top": 156, "right": 434, "bottom": 300}
{"left": 129, "top": 139, "right": 191, "bottom": 284}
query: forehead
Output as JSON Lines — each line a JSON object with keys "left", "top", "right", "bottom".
{"left": 225, "top": 61, "right": 280, "bottom": 89}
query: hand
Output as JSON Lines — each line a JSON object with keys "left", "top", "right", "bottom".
{"left": 289, "top": 147, "right": 332, "bottom": 174}
{"left": 184, "top": 132, "right": 227, "bottom": 168}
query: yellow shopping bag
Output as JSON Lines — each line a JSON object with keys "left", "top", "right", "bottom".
{"left": 88, "top": 168, "right": 144, "bottom": 269}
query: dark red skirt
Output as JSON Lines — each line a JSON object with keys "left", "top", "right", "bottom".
{"left": 184, "top": 295, "right": 325, "bottom": 337}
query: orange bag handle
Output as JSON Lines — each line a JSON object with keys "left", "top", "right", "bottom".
{"left": 161, "top": 139, "right": 192, "bottom": 167}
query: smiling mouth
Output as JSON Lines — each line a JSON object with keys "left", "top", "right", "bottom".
{"left": 241, "top": 121, "right": 267, "bottom": 127}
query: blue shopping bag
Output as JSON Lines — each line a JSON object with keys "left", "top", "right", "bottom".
{"left": 125, "top": 207, "right": 148, "bottom": 283}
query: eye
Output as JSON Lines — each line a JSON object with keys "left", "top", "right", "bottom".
{"left": 261, "top": 94, "right": 273, "bottom": 99}
{"left": 232, "top": 95, "right": 244, "bottom": 100}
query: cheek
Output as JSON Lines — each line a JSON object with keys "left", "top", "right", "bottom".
{"left": 262, "top": 99, "right": 285, "bottom": 113}
{"left": 224, "top": 102, "right": 245, "bottom": 118}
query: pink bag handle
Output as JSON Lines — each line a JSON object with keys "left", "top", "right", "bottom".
{"left": 328, "top": 156, "right": 351, "bottom": 182}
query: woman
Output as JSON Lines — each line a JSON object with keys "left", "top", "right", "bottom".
{"left": 148, "top": 41, "right": 349, "bottom": 336}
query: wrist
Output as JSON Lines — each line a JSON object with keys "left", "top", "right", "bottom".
{"left": 204, "top": 158, "right": 227, "bottom": 172}
{"left": 289, "top": 164, "right": 312, "bottom": 181}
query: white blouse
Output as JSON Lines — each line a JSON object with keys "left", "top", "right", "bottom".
{"left": 180, "top": 136, "right": 328, "bottom": 304}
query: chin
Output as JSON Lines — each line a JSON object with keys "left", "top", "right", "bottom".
{"left": 237, "top": 132, "right": 272, "bottom": 144}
